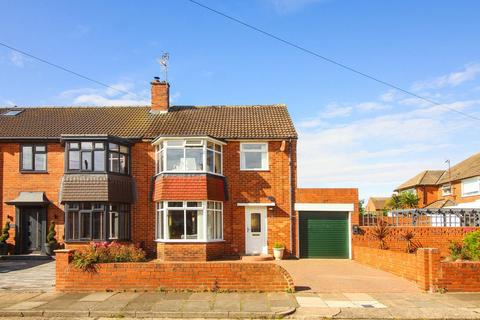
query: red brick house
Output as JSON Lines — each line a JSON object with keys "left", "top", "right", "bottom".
{"left": 0, "top": 78, "right": 358, "bottom": 260}
{"left": 395, "top": 153, "right": 480, "bottom": 209}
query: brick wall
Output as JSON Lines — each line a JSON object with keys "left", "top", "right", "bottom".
{"left": 415, "top": 186, "right": 439, "bottom": 208}
{"left": 353, "top": 245, "right": 480, "bottom": 292}
{"left": 1, "top": 143, "right": 65, "bottom": 251}
{"left": 156, "top": 242, "right": 225, "bottom": 261}
{"left": 223, "top": 140, "right": 296, "bottom": 257}
{"left": 353, "top": 226, "right": 479, "bottom": 257}
{"left": 441, "top": 180, "right": 480, "bottom": 204}
{"left": 153, "top": 174, "right": 225, "bottom": 201}
{"left": 55, "top": 249, "right": 294, "bottom": 292}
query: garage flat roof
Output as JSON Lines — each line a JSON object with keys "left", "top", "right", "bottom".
{"left": 295, "top": 203, "right": 354, "bottom": 212}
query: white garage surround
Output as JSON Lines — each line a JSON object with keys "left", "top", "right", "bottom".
{"left": 295, "top": 202, "right": 355, "bottom": 259}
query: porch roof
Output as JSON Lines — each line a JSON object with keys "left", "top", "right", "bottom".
{"left": 5, "top": 192, "right": 50, "bottom": 206}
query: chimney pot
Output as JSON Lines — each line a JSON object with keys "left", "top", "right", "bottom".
{"left": 151, "top": 78, "right": 169, "bottom": 113}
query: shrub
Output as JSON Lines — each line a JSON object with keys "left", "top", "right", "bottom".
{"left": 400, "top": 230, "right": 416, "bottom": 253}
{"left": 273, "top": 242, "right": 284, "bottom": 249}
{"left": 463, "top": 230, "right": 480, "bottom": 261}
{"left": 46, "top": 222, "right": 57, "bottom": 245}
{"left": 372, "top": 220, "right": 390, "bottom": 250}
{"left": 73, "top": 242, "right": 146, "bottom": 271}
{"left": 0, "top": 221, "right": 10, "bottom": 243}
{"left": 448, "top": 241, "right": 463, "bottom": 261}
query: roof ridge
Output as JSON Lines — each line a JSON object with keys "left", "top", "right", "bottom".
{"left": 0, "top": 104, "right": 287, "bottom": 109}
{"left": 0, "top": 105, "right": 150, "bottom": 109}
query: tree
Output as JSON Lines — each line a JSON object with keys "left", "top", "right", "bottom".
{"left": 359, "top": 199, "right": 365, "bottom": 215}
{"left": 387, "top": 194, "right": 402, "bottom": 210}
{"left": 400, "top": 192, "right": 420, "bottom": 209}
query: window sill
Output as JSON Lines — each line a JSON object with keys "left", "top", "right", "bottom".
{"left": 154, "top": 239, "right": 225, "bottom": 243}
{"left": 20, "top": 171, "right": 49, "bottom": 174}
{"left": 240, "top": 169, "right": 270, "bottom": 172}
{"left": 461, "top": 193, "right": 480, "bottom": 198}
{"left": 155, "top": 172, "right": 225, "bottom": 178}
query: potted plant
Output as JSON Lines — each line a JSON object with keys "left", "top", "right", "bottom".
{"left": 0, "top": 221, "right": 10, "bottom": 255}
{"left": 273, "top": 242, "right": 285, "bottom": 260}
{"left": 45, "top": 221, "right": 58, "bottom": 256}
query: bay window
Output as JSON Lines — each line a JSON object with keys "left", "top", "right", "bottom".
{"left": 66, "top": 140, "right": 130, "bottom": 174}
{"left": 65, "top": 202, "right": 130, "bottom": 241}
{"left": 155, "top": 139, "right": 222, "bottom": 175}
{"left": 156, "top": 201, "right": 223, "bottom": 241}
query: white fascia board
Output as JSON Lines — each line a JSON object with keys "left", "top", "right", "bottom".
{"left": 295, "top": 203, "right": 354, "bottom": 212}
{"left": 237, "top": 202, "right": 276, "bottom": 207}
{"left": 152, "top": 136, "right": 226, "bottom": 146}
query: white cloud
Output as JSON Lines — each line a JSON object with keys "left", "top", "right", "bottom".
{"left": 323, "top": 103, "right": 353, "bottom": 118}
{"left": 58, "top": 82, "right": 149, "bottom": 106}
{"left": 413, "top": 63, "right": 480, "bottom": 90}
{"left": 9, "top": 51, "right": 27, "bottom": 67}
{"left": 263, "top": 0, "right": 328, "bottom": 13}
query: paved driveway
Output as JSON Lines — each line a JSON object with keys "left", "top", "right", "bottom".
{"left": 0, "top": 260, "right": 55, "bottom": 292}
{"left": 277, "top": 259, "right": 420, "bottom": 293}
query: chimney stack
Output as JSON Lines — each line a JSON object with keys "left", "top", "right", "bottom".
{"left": 151, "top": 77, "right": 169, "bottom": 113}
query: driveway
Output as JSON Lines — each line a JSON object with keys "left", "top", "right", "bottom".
{"left": 0, "top": 260, "right": 55, "bottom": 292}
{"left": 277, "top": 259, "right": 419, "bottom": 293}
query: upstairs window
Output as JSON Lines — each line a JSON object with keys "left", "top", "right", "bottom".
{"left": 155, "top": 139, "right": 223, "bottom": 175}
{"left": 441, "top": 184, "right": 452, "bottom": 196}
{"left": 66, "top": 141, "right": 130, "bottom": 174}
{"left": 462, "top": 177, "right": 480, "bottom": 197}
{"left": 21, "top": 144, "right": 47, "bottom": 172}
{"left": 240, "top": 143, "right": 268, "bottom": 170}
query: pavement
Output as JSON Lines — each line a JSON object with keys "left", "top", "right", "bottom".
{"left": 277, "top": 259, "right": 419, "bottom": 293}
{"left": 0, "top": 260, "right": 55, "bottom": 292}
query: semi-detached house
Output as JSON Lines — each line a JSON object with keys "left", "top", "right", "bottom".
{"left": 0, "top": 78, "right": 358, "bottom": 260}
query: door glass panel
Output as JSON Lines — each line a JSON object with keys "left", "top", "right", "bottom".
{"left": 250, "top": 213, "right": 261, "bottom": 233}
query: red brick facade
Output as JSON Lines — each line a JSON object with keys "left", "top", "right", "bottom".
{"left": 153, "top": 174, "right": 225, "bottom": 201}
{"left": 156, "top": 241, "right": 225, "bottom": 261}
{"left": 55, "top": 249, "right": 294, "bottom": 292}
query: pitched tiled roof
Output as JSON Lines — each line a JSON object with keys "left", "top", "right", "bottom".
{"left": 424, "top": 199, "right": 456, "bottom": 209}
{"left": 395, "top": 170, "right": 445, "bottom": 191}
{"left": 367, "top": 197, "right": 390, "bottom": 211}
{"left": 437, "top": 152, "right": 480, "bottom": 184}
{"left": 0, "top": 105, "right": 297, "bottom": 140}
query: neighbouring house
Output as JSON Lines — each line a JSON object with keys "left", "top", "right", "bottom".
{"left": 365, "top": 197, "right": 389, "bottom": 213}
{"left": 0, "top": 78, "right": 358, "bottom": 261}
{"left": 394, "top": 153, "right": 480, "bottom": 208}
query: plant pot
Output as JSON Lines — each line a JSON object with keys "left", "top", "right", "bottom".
{"left": 45, "top": 243, "right": 57, "bottom": 256}
{"left": 273, "top": 247, "right": 284, "bottom": 260}
{"left": 0, "top": 242, "right": 8, "bottom": 255}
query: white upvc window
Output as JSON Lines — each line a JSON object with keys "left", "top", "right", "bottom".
{"left": 155, "top": 139, "right": 223, "bottom": 175}
{"left": 462, "top": 177, "right": 480, "bottom": 197}
{"left": 441, "top": 184, "right": 452, "bottom": 196}
{"left": 155, "top": 200, "right": 223, "bottom": 242}
{"left": 240, "top": 142, "right": 269, "bottom": 171}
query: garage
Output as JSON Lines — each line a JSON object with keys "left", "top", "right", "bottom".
{"left": 295, "top": 203, "right": 353, "bottom": 259}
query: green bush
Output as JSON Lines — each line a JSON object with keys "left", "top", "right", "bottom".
{"left": 46, "top": 222, "right": 57, "bottom": 245}
{"left": 0, "top": 221, "right": 10, "bottom": 243}
{"left": 448, "top": 241, "right": 463, "bottom": 261}
{"left": 463, "top": 230, "right": 480, "bottom": 261}
{"left": 73, "top": 242, "right": 146, "bottom": 271}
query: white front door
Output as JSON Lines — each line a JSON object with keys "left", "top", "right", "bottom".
{"left": 245, "top": 207, "right": 268, "bottom": 255}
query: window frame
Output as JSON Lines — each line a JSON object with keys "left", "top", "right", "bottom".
{"left": 65, "top": 140, "right": 130, "bottom": 175}
{"left": 155, "top": 138, "right": 223, "bottom": 176}
{"left": 155, "top": 200, "right": 223, "bottom": 242}
{"left": 20, "top": 144, "right": 47, "bottom": 173}
{"left": 65, "top": 202, "right": 131, "bottom": 242}
{"left": 240, "top": 142, "right": 269, "bottom": 171}
{"left": 441, "top": 184, "right": 452, "bottom": 196}
{"left": 461, "top": 177, "right": 480, "bottom": 197}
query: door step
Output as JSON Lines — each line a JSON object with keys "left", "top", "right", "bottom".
{"left": 0, "top": 254, "right": 52, "bottom": 261}
{"left": 241, "top": 254, "right": 274, "bottom": 262}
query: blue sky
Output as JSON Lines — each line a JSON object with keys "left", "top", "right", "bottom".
{"left": 1, "top": 0, "right": 480, "bottom": 200}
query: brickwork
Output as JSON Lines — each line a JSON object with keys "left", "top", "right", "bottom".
{"left": 150, "top": 80, "right": 169, "bottom": 112}
{"left": 415, "top": 186, "right": 439, "bottom": 208}
{"left": 55, "top": 249, "right": 294, "bottom": 292}
{"left": 156, "top": 242, "right": 225, "bottom": 261}
{"left": 1, "top": 143, "right": 65, "bottom": 252}
{"left": 353, "top": 226, "right": 479, "bottom": 257}
{"left": 441, "top": 180, "right": 480, "bottom": 204}
{"left": 153, "top": 174, "right": 225, "bottom": 201}
{"left": 354, "top": 245, "right": 480, "bottom": 292}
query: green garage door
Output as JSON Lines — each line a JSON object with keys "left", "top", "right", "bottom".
{"left": 299, "top": 211, "right": 349, "bottom": 258}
